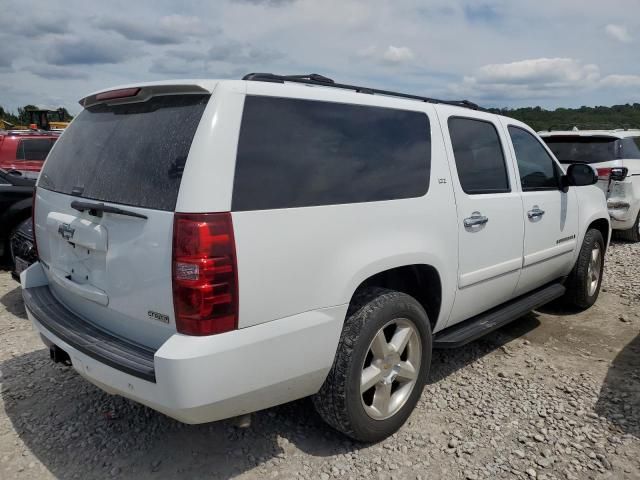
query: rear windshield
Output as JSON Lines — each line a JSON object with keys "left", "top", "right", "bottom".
{"left": 38, "top": 94, "right": 210, "bottom": 211}
{"left": 542, "top": 136, "right": 619, "bottom": 164}
{"left": 16, "top": 138, "right": 57, "bottom": 161}
{"left": 620, "top": 137, "right": 640, "bottom": 159}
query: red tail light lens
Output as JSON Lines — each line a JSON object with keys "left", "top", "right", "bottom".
{"left": 596, "top": 167, "right": 612, "bottom": 180}
{"left": 610, "top": 167, "right": 628, "bottom": 181}
{"left": 32, "top": 188, "right": 38, "bottom": 256}
{"left": 172, "top": 212, "right": 238, "bottom": 335}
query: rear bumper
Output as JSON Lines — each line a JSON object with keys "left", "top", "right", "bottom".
{"left": 607, "top": 181, "right": 639, "bottom": 230}
{"left": 22, "top": 262, "right": 346, "bottom": 424}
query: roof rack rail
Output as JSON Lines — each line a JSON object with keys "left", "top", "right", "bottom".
{"left": 242, "top": 72, "right": 485, "bottom": 111}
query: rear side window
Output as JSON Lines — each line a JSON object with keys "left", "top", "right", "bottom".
{"left": 38, "top": 94, "right": 210, "bottom": 211}
{"left": 232, "top": 96, "right": 431, "bottom": 211}
{"left": 448, "top": 117, "right": 510, "bottom": 194}
{"left": 16, "top": 138, "right": 56, "bottom": 161}
{"left": 621, "top": 137, "right": 640, "bottom": 159}
{"left": 543, "top": 136, "right": 619, "bottom": 164}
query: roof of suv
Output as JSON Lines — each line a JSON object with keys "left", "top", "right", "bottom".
{"left": 80, "top": 74, "right": 535, "bottom": 133}
{"left": 539, "top": 129, "right": 640, "bottom": 139}
{"left": 81, "top": 73, "right": 491, "bottom": 115}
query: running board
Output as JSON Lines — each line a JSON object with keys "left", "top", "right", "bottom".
{"left": 433, "top": 283, "right": 566, "bottom": 349}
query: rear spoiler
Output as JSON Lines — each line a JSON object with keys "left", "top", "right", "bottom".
{"left": 79, "top": 84, "right": 210, "bottom": 108}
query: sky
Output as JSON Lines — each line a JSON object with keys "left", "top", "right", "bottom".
{"left": 1, "top": 0, "right": 639, "bottom": 115}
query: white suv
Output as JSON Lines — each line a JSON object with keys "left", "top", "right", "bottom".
{"left": 22, "top": 74, "right": 610, "bottom": 442}
{"left": 540, "top": 129, "right": 640, "bottom": 242}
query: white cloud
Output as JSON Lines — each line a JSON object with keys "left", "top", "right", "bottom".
{"left": 601, "top": 74, "right": 640, "bottom": 88}
{"left": 357, "top": 45, "right": 415, "bottom": 66}
{"left": 450, "top": 56, "right": 640, "bottom": 104}
{"left": 158, "top": 15, "right": 207, "bottom": 36}
{"left": 605, "top": 24, "right": 632, "bottom": 43}
{"left": 450, "top": 58, "right": 601, "bottom": 100}
{"left": 382, "top": 46, "right": 415, "bottom": 64}
{"left": 474, "top": 58, "right": 600, "bottom": 86}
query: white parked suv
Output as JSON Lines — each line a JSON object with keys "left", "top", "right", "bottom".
{"left": 21, "top": 74, "right": 610, "bottom": 442}
{"left": 540, "top": 129, "right": 640, "bottom": 242}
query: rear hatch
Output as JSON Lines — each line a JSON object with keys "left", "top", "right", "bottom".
{"left": 34, "top": 87, "right": 211, "bottom": 348}
{"left": 542, "top": 135, "right": 620, "bottom": 196}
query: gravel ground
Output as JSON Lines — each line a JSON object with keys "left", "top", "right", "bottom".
{"left": 0, "top": 241, "right": 638, "bottom": 480}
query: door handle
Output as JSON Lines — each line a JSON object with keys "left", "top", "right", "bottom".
{"left": 464, "top": 211, "right": 489, "bottom": 228}
{"left": 527, "top": 206, "right": 545, "bottom": 219}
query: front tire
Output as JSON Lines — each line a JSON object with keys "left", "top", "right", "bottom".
{"left": 561, "top": 228, "right": 605, "bottom": 309}
{"left": 312, "top": 288, "right": 432, "bottom": 442}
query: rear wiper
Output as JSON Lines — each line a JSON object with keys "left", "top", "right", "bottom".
{"left": 70, "top": 200, "right": 148, "bottom": 219}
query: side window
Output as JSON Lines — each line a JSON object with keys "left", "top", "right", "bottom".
{"left": 509, "top": 126, "right": 560, "bottom": 191}
{"left": 232, "top": 96, "right": 431, "bottom": 210}
{"left": 16, "top": 138, "right": 56, "bottom": 161}
{"left": 448, "top": 117, "right": 510, "bottom": 194}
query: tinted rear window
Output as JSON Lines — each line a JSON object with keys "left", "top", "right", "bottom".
{"left": 232, "top": 96, "right": 431, "bottom": 211}
{"left": 16, "top": 138, "right": 56, "bottom": 161}
{"left": 38, "top": 94, "right": 210, "bottom": 211}
{"left": 543, "top": 136, "right": 619, "bottom": 164}
{"left": 621, "top": 137, "right": 640, "bottom": 159}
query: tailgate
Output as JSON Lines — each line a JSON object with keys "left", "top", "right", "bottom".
{"left": 32, "top": 89, "right": 211, "bottom": 349}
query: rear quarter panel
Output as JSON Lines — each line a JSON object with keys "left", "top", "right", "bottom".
{"left": 191, "top": 83, "right": 460, "bottom": 332}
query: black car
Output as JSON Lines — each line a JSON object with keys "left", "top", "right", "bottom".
{"left": 0, "top": 168, "right": 36, "bottom": 274}
{"left": 10, "top": 217, "right": 36, "bottom": 280}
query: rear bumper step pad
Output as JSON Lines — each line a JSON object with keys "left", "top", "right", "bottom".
{"left": 23, "top": 286, "right": 157, "bottom": 382}
{"left": 434, "top": 282, "right": 566, "bottom": 349}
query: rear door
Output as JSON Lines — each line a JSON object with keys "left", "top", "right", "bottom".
{"left": 504, "top": 124, "right": 579, "bottom": 295}
{"left": 439, "top": 109, "right": 524, "bottom": 326}
{"left": 34, "top": 89, "right": 211, "bottom": 348}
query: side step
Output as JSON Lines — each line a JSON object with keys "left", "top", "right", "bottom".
{"left": 433, "top": 283, "right": 566, "bottom": 349}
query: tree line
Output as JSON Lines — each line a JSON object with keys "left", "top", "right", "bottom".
{"left": 489, "top": 103, "right": 640, "bottom": 132}
{"left": 2, "top": 102, "right": 640, "bottom": 132}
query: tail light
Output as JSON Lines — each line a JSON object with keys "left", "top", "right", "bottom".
{"left": 610, "top": 167, "right": 628, "bottom": 182}
{"left": 596, "top": 167, "right": 612, "bottom": 180}
{"left": 31, "top": 188, "right": 38, "bottom": 256}
{"left": 172, "top": 212, "right": 238, "bottom": 335}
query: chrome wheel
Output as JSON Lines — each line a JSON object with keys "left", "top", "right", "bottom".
{"left": 360, "top": 318, "right": 421, "bottom": 420}
{"left": 587, "top": 243, "right": 602, "bottom": 297}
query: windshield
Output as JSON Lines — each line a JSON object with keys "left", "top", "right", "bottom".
{"left": 542, "top": 136, "right": 619, "bottom": 164}
{"left": 38, "top": 94, "right": 210, "bottom": 211}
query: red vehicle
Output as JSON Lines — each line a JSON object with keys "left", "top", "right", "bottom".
{"left": 0, "top": 131, "right": 58, "bottom": 172}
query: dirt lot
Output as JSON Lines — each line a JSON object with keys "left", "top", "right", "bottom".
{"left": 1, "top": 241, "right": 638, "bottom": 480}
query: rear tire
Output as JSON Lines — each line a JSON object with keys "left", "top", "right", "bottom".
{"left": 312, "top": 288, "right": 432, "bottom": 442}
{"left": 615, "top": 211, "right": 640, "bottom": 243}
{"left": 561, "top": 229, "right": 605, "bottom": 310}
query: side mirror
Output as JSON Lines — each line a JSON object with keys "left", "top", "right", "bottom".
{"left": 562, "top": 163, "right": 598, "bottom": 191}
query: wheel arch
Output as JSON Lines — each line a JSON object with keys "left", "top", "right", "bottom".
{"left": 348, "top": 264, "right": 442, "bottom": 330}
{"left": 588, "top": 217, "right": 610, "bottom": 248}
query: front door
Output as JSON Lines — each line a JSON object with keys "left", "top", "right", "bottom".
{"left": 439, "top": 110, "right": 525, "bottom": 327}
{"left": 503, "top": 123, "right": 579, "bottom": 296}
